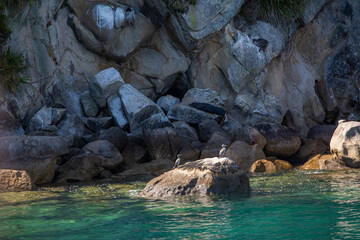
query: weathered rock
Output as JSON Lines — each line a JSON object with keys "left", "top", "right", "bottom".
{"left": 0, "top": 110, "right": 24, "bottom": 137}
{"left": 330, "top": 121, "right": 360, "bottom": 168}
{"left": 289, "top": 138, "right": 328, "bottom": 164}
{"left": 274, "top": 160, "right": 293, "bottom": 171}
{"left": 225, "top": 141, "right": 265, "bottom": 172}
{"left": 121, "top": 142, "right": 148, "bottom": 167}
{"left": 181, "top": 88, "right": 224, "bottom": 107}
{"left": 307, "top": 125, "right": 337, "bottom": 146}
{"left": 80, "top": 91, "right": 99, "bottom": 118}
{"left": 250, "top": 160, "right": 277, "bottom": 173}
{"left": 83, "top": 117, "right": 113, "bottom": 131}
{"left": 119, "top": 84, "right": 163, "bottom": 131}
{"left": 141, "top": 157, "right": 250, "bottom": 197}
{"left": 157, "top": 95, "right": 180, "bottom": 112}
{"left": 173, "top": 121, "right": 199, "bottom": 142}
{"left": 141, "top": 113, "right": 172, "bottom": 131}
{"left": 57, "top": 114, "right": 85, "bottom": 147}
{"left": 143, "top": 127, "right": 183, "bottom": 161}
{"left": 255, "top": 124, "right": 301, "bottom": 158}
{"left": 198, "top": 119, "right": 228, "bottom": 143}
{"left": 0, "top": 135, "right": 68, "bottom": 161}
{"left": 51, "top": 108, "right": 66, "bottom": 125}
{"left": 107, "top": 94, "right": 129, "bottom": 130}
{"left": 89, "top": 68, "right": 124, "bottom": 108}
{"left": 98, "top": 127, "right": 128, "bottom": 152}
{"left": 229, "top": 126, "right": 267, "bottom": 150}
{"left": 56, "top": 153, "right": 103, "bottom": 183}
{"left": 117, "top": 159, "right": 173, "bottom": 182}
{"left": 167, "top": 104, "right": 217, "bottom": 124}
{"left": 0, "top": 170, "right": 33, "bottom": 192}
{"left": 200, "top": 132, "right": 231, "bottom": 159}
{"left": 83, "top": 140, "right": 123, "bottom": 171}
{"left": 27, "top": 106, "right": 52, "bottom": 132}
{"left": 298, "top": 154, "right": 348, "bottom": 170}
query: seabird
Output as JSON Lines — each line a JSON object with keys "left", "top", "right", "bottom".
{"left": 219, "top": 144, "right": 228, "bottom": 157}
{"left": 173, "top": 154, "right": 182, "bottom": 169}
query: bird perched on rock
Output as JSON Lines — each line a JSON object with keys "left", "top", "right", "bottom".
{"left": 219, "top": 144, "right": 228, "bottom": 157}
{"left": 173, "top": 154, "right": 182, "bottom": 169}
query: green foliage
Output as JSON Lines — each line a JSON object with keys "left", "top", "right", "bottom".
{"left": 162, "top": 0, "right": 197, "bottom": 13}
{"left": 257, "top": 0, "right": 304, "bottom": 18}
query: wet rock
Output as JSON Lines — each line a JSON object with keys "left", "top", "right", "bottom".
{"left": 80, "top": 91, "right": 99, "bottom": 117}
{"left": 141, "top": 157, "right": 250, "bottom": 197}
{"left": 82, "top": 117, "right": 113, "bottom": 131}
{"left": 89, "top": 68, "right": 125, "bottom": 108}
{"left": 200, "top": 132, "right": 231, "bottom": 159}
{"left": 0, "top": 110, "right": 24, "bottom": 137}
{"left": 119, "top": 84, "right": 163, "bottom": 131}
{"left": 157, "top": 95, "right": 180, "bottom": 112}
{"left": 289, "top": 138, "right": 328, "bottom": 164}
{"left": 167, "top": 104, "right": 217, "bottom": 124}
{"left": 98, "top": 127, "right": 128, "bottom": 152}
{"left": 173, "top": 121, "right": 199, "bottom": 142}
{"left": 299, "top": 154, "right": 348, "bottom": 170}
{"left": 0, "top": 170, "right": 33, "bottom": 192}
{"left": 55, "top": 153, "right": 102, "bottom": 183}
{"left": 330, "top": 121, "right": 360, "bottom": 168}
{"left": 229, "top": 126, "right": 267, "bottom": 150}
{"left": 57, "top": 114, "right": 85, "bottom": 147}
{"left": 198, "top": 119, "right": 228, "bottom": 143}
{"left": 250, "top": 160, "right": 277, "bottom": 173}
{"left": 51, "top": 108, "right": 66, "bottom": 125}
{"left": 27, "top": 106, "right": 52, "bottom": 132}
{"left": 83, "top": 140, "right": 123, "bottom": 171}
{"left": 225, "top": 141, "right": 265, "bottom": 172}
{"left": 107, "top": 94, "right": 129, "bottom": 130}
{"left": 307, "top": 125, "right": 337, "bottom": 146}
{"left": 255, "top": 123, "right": 301, "bottom": 158}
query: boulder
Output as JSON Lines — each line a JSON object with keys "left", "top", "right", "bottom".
{"left": 289, "top": 138, "right": 328, "bottom": 164}
{"left": 121, "top": 142, "right": 148, "bottom": 167}
{"left": 200, "top": 132, "right": 231, "bottom": 159}
{"left": 57, "top": 114, "right": 85, "bottom": 147}
{"left": 181, "top": 88, "right": 224, "bottom": 107}
{"left": 250, "top": 160, "right": 277, "bottom": 173}
{"left": 179, "top": 141, "right": 202, "bottom": 162}
{"left": 229, "top": 126, "right": 267, "bottom": 150}
{"left": 0, "top": 110, "right": 24, "bottom": 137}
{"left": 51, "top": 108, "right": 66, "bottom": 125}
{"left": 157, "top": 95, "right": 180, "bottom": 112}
{"left": 330, "top": 121, "right": 360, "bottom": 168}
{"left": 143, "top": 127, "right": 183, "bottom": 161}
{"left": 198, "top": 119, "right": 228, "bottom": 143}
{"left": 83, "top": 140, "right": 123, "bottom": 171}
{"left": 173, "top": 121, "right": 199, "bottom": 142}
{"left": 80, "top": 91, "right": 99, "bottom": 117}
{"left": 55, "top": 153, "right": 103, "bottom": 183}
{"left": 274, "top": 160, "right": 293, "bottom": 171}
{"left": 117, "top": 159, "right": 174, "bottom": 182}
{"left": 141, "top": 157, "right": 250, "bottom": 197}
{"left": 0, "top": 170, "right": 33, "bottom": 192}
{"left": 107, "top": 94, "right": 129, "bottom": 130}
{"left": 98, "top": 127, "right": 128, "bottom": 152}
{"left": 167, "top": 104, "right": 218, "bottom": 124}
{"left": 141, "top": 113, "right": 173, "bottom": 131}
{"left": 0, "top": 135, "right": 69, "bottom": 161}
{"left": 255, "top": 124, "right": 301, "bottom": 158}
{"left": 298, "top": 154, "right": 348, "bottom": 170}
{"left": 225, "top": 141, "right": 266, "bottom": 172}
{"left": 89, "top": 68, "right": 125, "bottom": 107}
{"left": 307, "top": 125, "right": 337, "bottom": 146}
{"left": 189, "top": 103, "right": 226, "bottom": 116}
{"left": 119, "top": 84, "right": 163, "bottom": 131}
{"left": 27, "top": 106, "right": 52, "bottom": 132}
{"left": 82, "top": 117, "right": 113, "bottom": 131}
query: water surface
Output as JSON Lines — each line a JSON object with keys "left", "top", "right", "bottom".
{"left": 1, "top": 170, "right": 359, "bottom": 239}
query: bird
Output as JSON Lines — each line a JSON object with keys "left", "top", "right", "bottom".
{"left": 219, "top": 144, "right": 228, "bottom": 157}
{"left": 173, "top": 154, "right": 182, "bottom": 169}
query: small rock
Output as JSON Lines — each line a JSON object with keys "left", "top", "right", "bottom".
{"left": 274, "top": 160, "right": 293, "bottom": 171}
{"left": 83, "top": 117, "right": 113, "bottom": 131}
{"left": 89, "top": 68, "right": 125, "bottom": 108}
{"left": 107, "top": 94, "right": 129, "bottom": 130}
{"left": 80, "top": 91, "right": 99, "bottom": 117}
{"left": 98, "top": 127, "right": 128, "bottom": 152}
{"left": 0, "top": 169, "right": 32, "bottom": 192}
{"left": 27, "top": 106, "right": 52, "bottom": 132}
{"left": 157, "top": 95, "right": 180, "bottom": 112}
{"left": 250, "top": 160, "right": 277, "bottom": 173}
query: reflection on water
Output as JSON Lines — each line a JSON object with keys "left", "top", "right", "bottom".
{"left": 0, "top": 170, "right": 359, "bottom": 239}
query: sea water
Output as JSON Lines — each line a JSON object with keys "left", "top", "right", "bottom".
{"left": 0, "top": 170, "right": 359, "bottom": 240}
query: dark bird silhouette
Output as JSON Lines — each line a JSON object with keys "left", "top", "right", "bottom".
{"left": 219, "top": 144, "right": 228, "bottom": 157}
{"left": 173, "top": 154, "right": 182, "bottom": 169}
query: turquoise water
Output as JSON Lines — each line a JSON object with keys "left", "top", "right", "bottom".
{"left": 0, "top": 170, "right": 360, "bottom": 240}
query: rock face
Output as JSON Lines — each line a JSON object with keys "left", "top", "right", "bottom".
{"left": 141, "top": 157, "right": 250, "bottom": 197}
{"left": 330, "top": 121, "right": 360, "bottom": 168}
{"left": 0, "top": 170, "right": 33, "bottom": 192}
